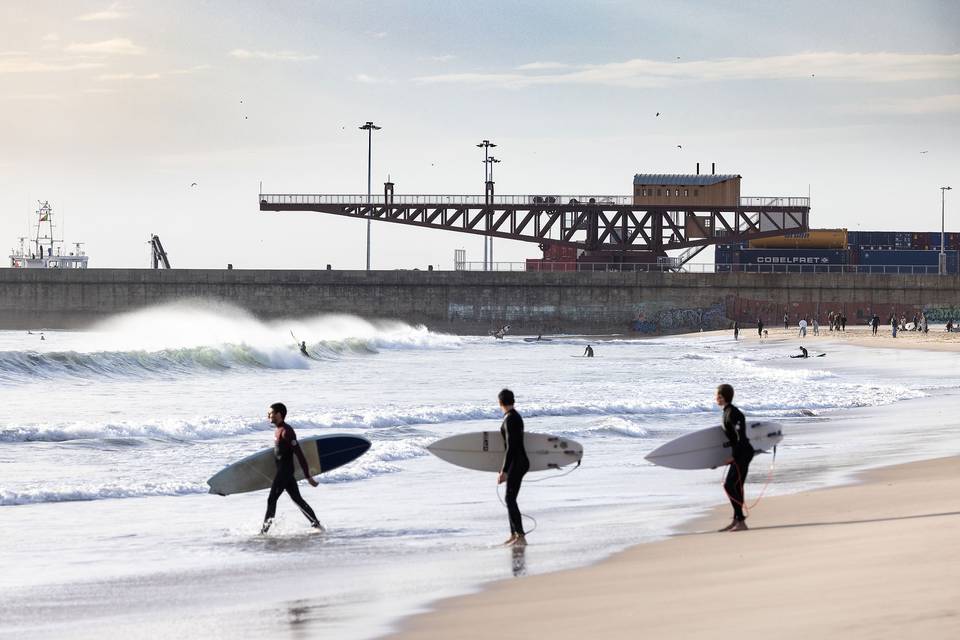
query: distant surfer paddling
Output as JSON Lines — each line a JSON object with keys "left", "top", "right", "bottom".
{"left": 497, "top": 388, "right": 530, "bottom": 547}
{"left": 261, "top": 402, "right": 322, "bottom": 534}
{"left": 716, "top": 384, "right": 753, "bottom": 532}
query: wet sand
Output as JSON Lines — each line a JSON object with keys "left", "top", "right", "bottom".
{"left": 389, "top": 456, "right": 960, "bottom": 639}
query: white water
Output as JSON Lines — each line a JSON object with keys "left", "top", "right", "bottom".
{"left": 1, "top": 304, "right": 959, "bottom": 639}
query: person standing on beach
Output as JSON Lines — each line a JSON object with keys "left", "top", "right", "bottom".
{"left": 497, "top": 388, "right": 530, "bottom": 547}
{"left": 891, "top": 315, "right": 898, "bottom": 338}
{"left": 733, "top": 321, "right": 740, "bottom": 341}
{"left": 757, "top": 318, "right": 764, "bottom": 338}
{"left": 799, "top": 318, "right": 807, "bottom": 337}
{"left": 813, "top": 317, "right": 819, "bottom": 336}
{"left": 716, "top": 384, "right": 753, "bottom": 532}
{"left": 840, "top": 313, "right": 847, "bottom": 332}
{"left": 783, "top": 312, "right": 789, "bottom": 330}
{"left": 261, "top": 402, "right": 322, "bottom": 534}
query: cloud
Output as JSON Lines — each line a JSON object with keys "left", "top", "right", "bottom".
{"left": 66, "top": 38, "right": 145, "bottom": 56}
{"left": 366, "top": 31, "right": 387, "bottom": 39}
{"left": 426, "top": 54, "right": 457, "bottom": 63}
{"left": 0, "top": 58, "right": 104, "bottom": 74}
{"left": 515, "top": 61, "right": 574, "bottom": 71}
{"left": 98, "top": 72, "right": 161, "bottom": 81}
{"left": 849, "top": 93, "right": 960, "bottom": 115}
{"left": 1, "top": 93, "right": 63, "bottom": 101}
{"left": 354, "top": 73, "right": 383, "bottom": 84}
{"left": 416, "top": 52, "right": 960, "bottom": 88}
{"left": 77, "top": 3, "right": 127, "bottom": 21}
{"left": 96, "top": 65, "right": 210, "bottom": 81}
{"left": 229, "top": 49, "right": 317, "bottom": 61}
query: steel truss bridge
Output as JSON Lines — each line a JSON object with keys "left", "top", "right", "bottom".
{"left": 259, "top": 191, "right": 809, "bottom": 265}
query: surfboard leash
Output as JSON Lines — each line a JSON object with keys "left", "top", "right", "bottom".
{"left": 720, "top": 447, "right": 777, "bottom": 517}
{"left": 493, "top": 461, "right": 583, "bottom": 536}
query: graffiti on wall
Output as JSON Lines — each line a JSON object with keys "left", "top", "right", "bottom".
{"left": 630, "top": 302, "right": 728, "bottom": 334}
{"left": 922, "top": 306, "right": 960, "bottom": 322}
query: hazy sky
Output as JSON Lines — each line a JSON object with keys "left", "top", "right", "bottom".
{"left": 1, "top": 0, "right": 958, "bottom": 269}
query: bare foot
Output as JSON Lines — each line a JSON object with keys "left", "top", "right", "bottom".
{"left": 502, "top": 534, "right": 517, "bottom": 546}
{"left": 717, "top": 520, "right": 737, "bottom": 532}
{"left": 730, "top": 520, "right": 749, "bottom": 532}
{"left": 510, "top": 535, "right": 527, "bottom": 547}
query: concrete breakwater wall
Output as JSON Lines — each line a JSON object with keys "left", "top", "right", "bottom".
{"left": 0, "top": 268, "right": 958, "bottom": 334}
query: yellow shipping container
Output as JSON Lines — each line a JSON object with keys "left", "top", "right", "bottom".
{"left": 749, "top": 228, "right": 847, "bottom": 249}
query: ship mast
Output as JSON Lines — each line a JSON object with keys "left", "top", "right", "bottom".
{"left": 33, "top": 201, "right": 56, "bottom": 258}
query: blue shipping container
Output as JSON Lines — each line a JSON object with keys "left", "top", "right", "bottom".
{"left": 737, "top": 249, "right": 848, "bottom": 265}
{"left": 858, "top": 250, "right": 958, "bottom": 274}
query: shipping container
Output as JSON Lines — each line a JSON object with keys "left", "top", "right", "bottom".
{"left": 857, "top": 249, "right": 958, "bottom": 274}
{"left": 526, "top": 259, "right": 576, "bottom": 272}
{"left": 748, "top": 228, "right": 847, "bottom": 249}
{"left": 735, "top": 248, "right": 848, "bottom": 272}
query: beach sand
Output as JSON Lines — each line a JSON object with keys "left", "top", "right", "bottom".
{"left": 699, "top": 323, "right": 960, "bottom": 352}
{"left": 390, "top": 456, "right": 960, "bottom": 639}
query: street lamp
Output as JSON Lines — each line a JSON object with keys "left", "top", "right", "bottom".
{"left": 487, "top": 156, "right": 501, "bottom": 269}
{"left": 941, "top": 186, "right": 952, "bottom": 275}
{"left": 360, "top": 121, "right": 382, "bottom": 271}
{"left": 477, "top": 140, "right": 496, "bottom": 270}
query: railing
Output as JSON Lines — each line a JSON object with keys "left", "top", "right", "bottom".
{"left": 260, "top": 193, "right": 810, "bottom": 208}
{"left": 453, "top": 261, "right": 946, "bottom": 275}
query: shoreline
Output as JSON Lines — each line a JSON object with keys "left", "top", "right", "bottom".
{"left": 388, "top": 454, "right": 960, "bottom": 639}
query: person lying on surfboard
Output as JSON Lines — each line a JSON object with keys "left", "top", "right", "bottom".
{"left": 716, "top": 384, "right": 753, "bottom": 532}
{"left": 261, "top": 402, "right": 322, "bottom": 534}
{"left": 497, "top": 388, "right": 530, "bottom": 547}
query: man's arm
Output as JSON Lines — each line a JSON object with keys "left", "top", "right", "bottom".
{"left": 288, "top": 430, "right": 319, "bottom": 486}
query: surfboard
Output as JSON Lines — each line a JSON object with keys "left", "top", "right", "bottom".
{"left": 427, "top": 432, "right": 583, "bottom": 472}
{"left": 523, "top": 337, "right": 552, "bottom": 342}
{"left": 644, "top": 422, "right": 783, "bottom": 470}
{"left": 207, "top": 434, "right": 371, "bottom": 495}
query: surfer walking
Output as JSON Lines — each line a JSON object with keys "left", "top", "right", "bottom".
{"left": 497, "top": 389, "right": 530, "bottom": 547}
{"left": 261, "top": 402, "right": 322, "bottom": 534}
{"left": 716, "top": 384, "right": 754, "bottom": 532}
{"left": 583, "top": 345, "right": 594, "bottom": 358}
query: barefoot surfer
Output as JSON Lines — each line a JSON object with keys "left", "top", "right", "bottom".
{"left": 497, "top": 389, "right": 530, "bottom": 546}
{"left": 261, "top": 402, "right": 322, "bottom": 534}
{"left": 716, "top": 384, "right": 753, "bottom": 532}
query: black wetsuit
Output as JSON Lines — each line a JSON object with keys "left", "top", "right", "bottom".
{"left": 264, "top": 424, "right": 320, "bottom": 527}
{"left": 722, "top": 404, "right": 754, "bottom": 522}
{"left": 501, "top": 409, "right": 530, "bottom": 536}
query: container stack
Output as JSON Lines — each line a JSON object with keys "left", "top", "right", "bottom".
{"left": 714, "top": 229, "right": 960, "bottom": 274}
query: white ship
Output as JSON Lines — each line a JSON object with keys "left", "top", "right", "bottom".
{"left": 9, "top": 201, "right": 88, "bottom": 269}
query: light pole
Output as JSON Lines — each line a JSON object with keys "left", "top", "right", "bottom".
{"left": 487, "top": 156, "right": 501, "bottom": 268}
{"left": 941, "top": 186, "right": 952, "bottom": 275}
{"left": 360, "top": 121, "right": 381, "bottom": 271}
{"left": 477, "top": 139, "right": 496, "bottom": 270}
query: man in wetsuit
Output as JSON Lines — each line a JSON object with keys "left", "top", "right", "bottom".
{"left": 716, "top": 384, "right": 753, "bottom": 532}
{"left": 299, "top": 341, "right": 309, "bottom": 357}
{"left": 497, "top": 388, "right": 530, "bottom": 547}
{"left": 261, "top": 402, "right": 322, "bottom": 534}
{"left": 584, "top": 345, "right": 594, "bottom": 358}
{"left": 791, "top": 346, "right": 809, "bottom": 359}
{"left": 757, "top": 318, "right": 764, "bottom": 338}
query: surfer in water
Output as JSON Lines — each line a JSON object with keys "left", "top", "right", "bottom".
{"left": 583, "top": 345, "right": 594, "bottom": 358}
{"left": 261, "top": 402, "right": 322, "bottom": 534}
{"left": 299, "top": 341, "right": 309, "bottom": 357}
{"left": 716, "top": 384, "right": 753, "bottom": 532}
{"left": 790, "top": 346, "right": 809, "bottom": 359}
{"left": 497, "top": 388, "right": 530, "bottom": 546}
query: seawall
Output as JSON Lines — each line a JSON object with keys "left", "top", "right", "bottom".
{"left": 1, "top": 268, "right": 958, "bottom": 334}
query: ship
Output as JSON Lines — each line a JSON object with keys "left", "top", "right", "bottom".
{"left": 9, "top": 201, "right": 88, "bottom": 269}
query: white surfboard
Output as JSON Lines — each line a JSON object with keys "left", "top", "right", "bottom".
{"left": 207, "top": 434, "right": 371, "bottom": 496}
{"left": 427, "top": 432, "right": 583, "bottom": 472}
{"left": 644, "top": 422, "right": 783, "bottom": 470}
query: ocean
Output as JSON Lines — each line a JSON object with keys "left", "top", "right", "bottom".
{"left": 1, "top": 300, "right": 958, "bottom": 639}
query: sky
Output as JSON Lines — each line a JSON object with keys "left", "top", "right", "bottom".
{"left": 1, "top": 0, "right": 958, "bottom": 270}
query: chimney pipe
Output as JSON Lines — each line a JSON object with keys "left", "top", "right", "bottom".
{"left": 712, "top": 162, "right": 715, "bottom": 175}
{"left": 696, "top": 162, "right": 700, "bottom": 175}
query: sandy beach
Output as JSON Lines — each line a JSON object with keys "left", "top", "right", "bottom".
{"left": 391, "top": 455, "right": 960, "bottom": 640}
{"left": 390, "top": 332, "right": 960, "bottom": 640}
